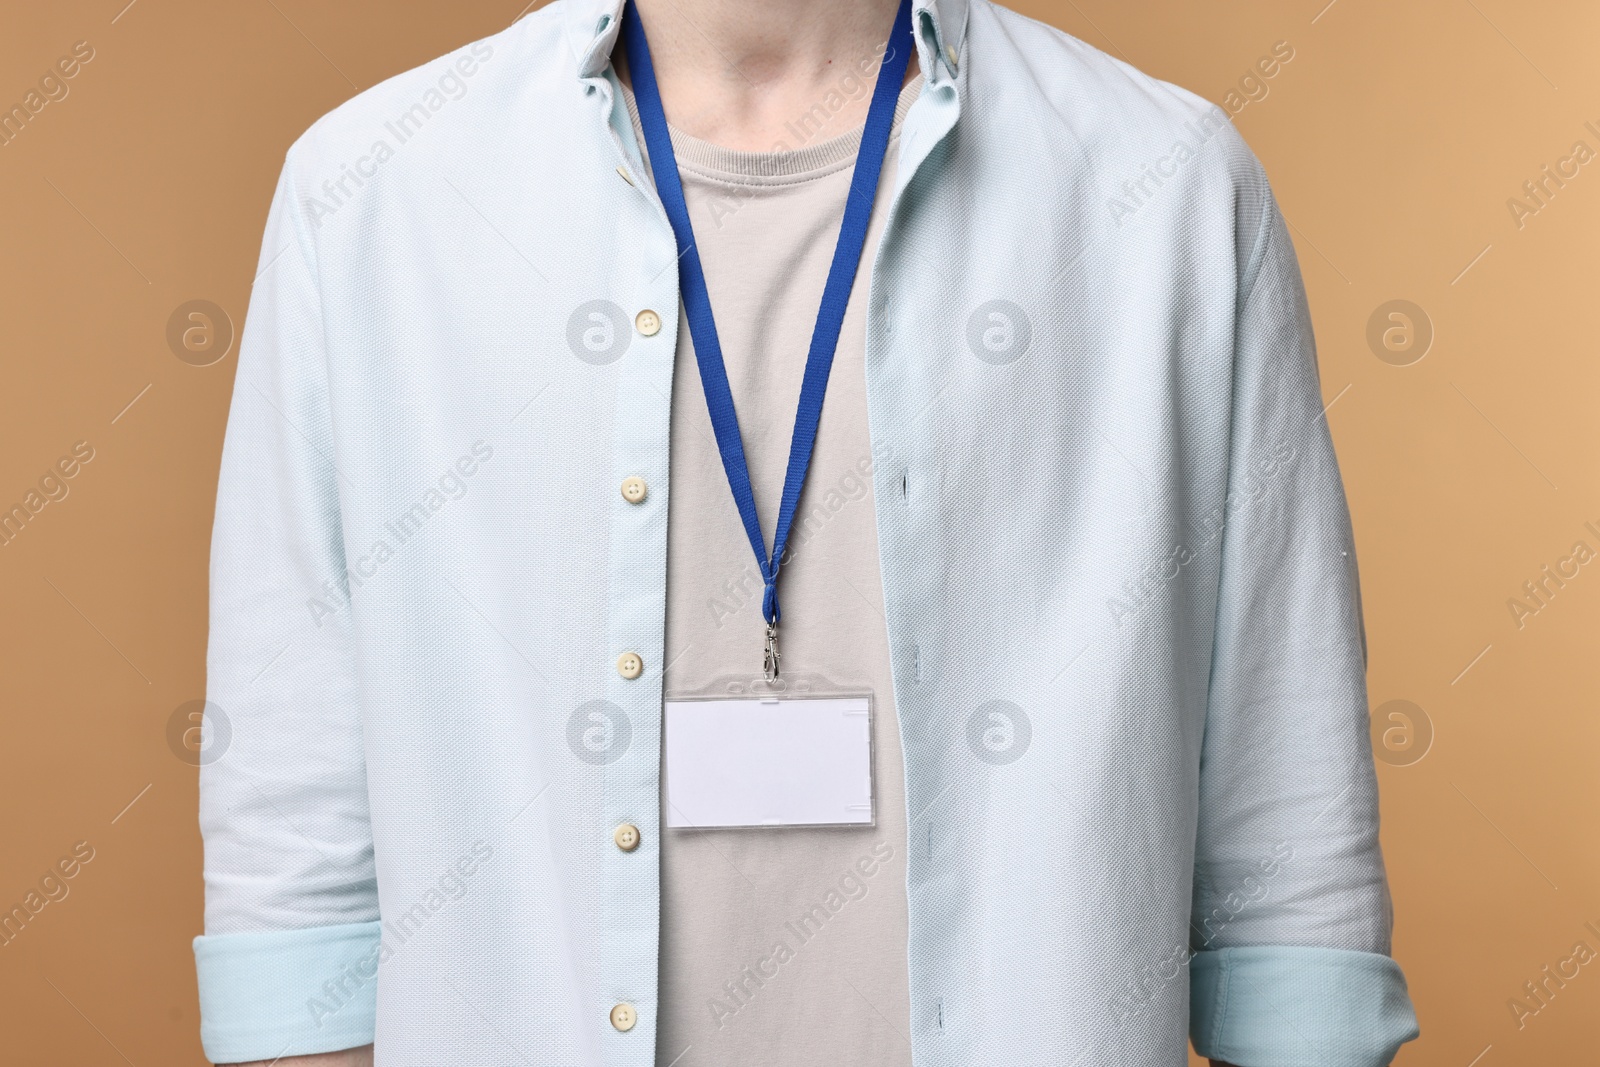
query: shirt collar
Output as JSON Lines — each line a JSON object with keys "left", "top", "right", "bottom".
{"left": 562, "top": 0, "right": 968, "bottom": 84}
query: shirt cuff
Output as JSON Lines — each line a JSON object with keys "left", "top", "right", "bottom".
{"left": 1190, "top": 945, "right": 1420, "bottom": 1067}
{"left": 194, "top": 920, "right": 381, "bottom": 1064}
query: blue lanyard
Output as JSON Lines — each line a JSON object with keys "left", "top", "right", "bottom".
{"left": 621, "top": 0, "right": 914, "bottom": 681}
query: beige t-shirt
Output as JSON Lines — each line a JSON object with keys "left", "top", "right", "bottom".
{"left": 622, "top": 78, "right": 921, "bottom": 1067}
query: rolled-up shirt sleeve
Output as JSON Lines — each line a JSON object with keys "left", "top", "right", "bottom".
{"left": 193, "top": 149, "right": 381, "bottom": 1065}
{"left": 1187, "top": 188, "right": 1420, "bottom": 1067}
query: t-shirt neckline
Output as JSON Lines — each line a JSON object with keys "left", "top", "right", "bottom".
{"left": 619, "top": 74, "right": 923, "bottom": 186}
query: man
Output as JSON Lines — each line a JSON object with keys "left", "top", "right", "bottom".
{"left": 195, "top": 0, "right": 1421, "bottom": 1064}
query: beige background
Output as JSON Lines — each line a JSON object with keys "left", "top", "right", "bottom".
{"left": 1, "top": 1, "right": 1595, "bottom": 1063}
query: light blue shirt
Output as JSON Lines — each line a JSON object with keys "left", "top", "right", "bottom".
{"left": 194, "top": 0, "right": 1420, "bottom": 1064}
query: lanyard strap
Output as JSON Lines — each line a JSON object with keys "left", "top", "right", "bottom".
{"left": 622, "top": 0, "right": 914, "bottom": 668}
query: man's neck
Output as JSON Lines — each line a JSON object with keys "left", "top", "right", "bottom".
{"left": 621, "top": 0, "right": 915, "bottom": 152}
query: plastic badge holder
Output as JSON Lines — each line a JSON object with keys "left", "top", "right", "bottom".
{"left": 663, "top": 673, "right": 876, "bottom": 830}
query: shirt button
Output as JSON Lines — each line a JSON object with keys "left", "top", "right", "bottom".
{"left": 616, "top": 652, "right": 644, "bottom": 679}
{"left": 610, "top": 1003, "right": 637, "bottom": 1031}
{"left": 634, "top": 309, "right": 661, "bottom": 336}
{"left": 613, "top": 823, "right": 641, "bottom": 851}
{"left": 620, "top": 476, "right": 648, "bottom": 504}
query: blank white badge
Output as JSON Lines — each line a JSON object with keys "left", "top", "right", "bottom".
{"left": 663, "top": 695, "right": 874, "bottom": 829}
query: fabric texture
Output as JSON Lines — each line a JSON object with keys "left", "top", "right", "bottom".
{"left": 1190, "top": 946, "right": 1417, "bottom": 1067}
{"left": 194, "top": 0, "right": 1420, "bottom": 1063}
{"left": 195, "top": 920, "right": 383, "bottom": 1063}
{"left": 632, "top": 72, "right": 921, "bottom": 1067}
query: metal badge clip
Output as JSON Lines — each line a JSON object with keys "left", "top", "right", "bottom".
{"left": 763, "top": 622, "right": 781, "bottom": 684}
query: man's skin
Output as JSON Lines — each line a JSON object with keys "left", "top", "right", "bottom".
{"left": 217, "top": 1, "right": 1242, "bottom": 1064}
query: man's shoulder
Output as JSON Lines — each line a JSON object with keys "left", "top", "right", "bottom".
{"left": 281, "top": 6, "right": 564, "bottom": 177}
{"left": 973, "top": 0, "right": 1264, "bottom": 187}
